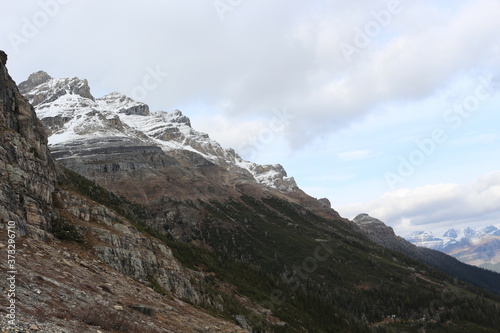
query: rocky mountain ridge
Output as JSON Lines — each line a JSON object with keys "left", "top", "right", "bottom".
{"left": 19, "top": 71, "right": 298, "bottom": 193}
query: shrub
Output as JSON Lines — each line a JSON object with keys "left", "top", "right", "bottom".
{"left": 50, "top": 217, "right": 84, "bottom": 243}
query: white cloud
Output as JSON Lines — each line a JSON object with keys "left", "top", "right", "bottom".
{"left": 2, "top": 0, "right": 499, "bottom": 150}
{"left": 192, "top": 114, "right": 266, "bottom": 151}
{"left": 339, "top": 171, "right": 500, "bottom": 235}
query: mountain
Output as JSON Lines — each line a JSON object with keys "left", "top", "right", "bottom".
{"left": 0, "top": 50, "right": 248, "bottom": 332}
{"left": 18, "top": 71, "right": 298, "bottom": 193}
{"left": 404, "top": 231, "right": 444, "bottom": 249}
{"left": 3, "top": 52, "right": 500, "bottom": 332}
{"left": 353, "top": 213, "right": 500, "bottom": 293}
{"left": 18, "top": 70, "right": 340, "bottom": 244}
{"left": 406, "top": 226, "right": 500, "bottom": 272}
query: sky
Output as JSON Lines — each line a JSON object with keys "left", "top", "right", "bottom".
{"left": 1, "top": 0, "right": 499, "bottom": 237}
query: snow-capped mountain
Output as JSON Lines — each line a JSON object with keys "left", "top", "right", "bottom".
{"left": 407, "top": 226, "right": 500, "bottom": 250}
{"left": 405, "top": 231, "right": 444, "bottom": 250}
{"left": 405, "top": 226, "right": 500, "bottom": 272}
{"left": 19, "top": 71, "right": 297, "bottom": 192}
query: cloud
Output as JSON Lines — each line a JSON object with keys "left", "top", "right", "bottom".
{"left": 277, "top": 0, "right": 500, "bottom": 148}
{"left": 339, "top": 170, "right": 500, "bottom": 235}
{"left": 2, "top": 0, "right": 499, "bottom": 152}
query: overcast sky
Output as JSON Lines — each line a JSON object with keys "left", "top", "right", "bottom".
{"left": 1, "top": 0, "right": 499, "bottom": 236}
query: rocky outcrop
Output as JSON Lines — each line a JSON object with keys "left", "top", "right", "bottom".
{"left": 19, "top": 71, "right": 94, "bottom": 106}
{"left": 54, "top": 188, "right": 200, "bottom": 303}
{"left": 98, "top": 92, "right": 150, "bottom": 116}
{"left": 0, "top": 51, "right": 57, "bottom": 239}
{"left": 17, "top": 70, "right": 51, "bottom": 93}
{"left": 353, "top": 213, "right": 402, "bottom": 248}
{"left": 168, "top": 109, "right": 191, "bottom": 126}
{"left": 247, "top": 163, "right": 298, "bottom": 192}
{"left": 0, "top": 220, "right": 248, "bottom": 332}
{"left": 318, "top": 198, "right": 331, "bottom": 208}
{"left": 0, "top": 50, "right": 7, "bottom": 66}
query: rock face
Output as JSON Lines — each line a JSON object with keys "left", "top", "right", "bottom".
{"left": 318, "top": 198, "right": 331, "bottom": 208}
{"left": 17, "top": 71, "right": 51, "bottom": 94}
{"left": 0, "top": 53, "right": 57, "bottom": 239}
{"left": 53, "top": 188, "right": 200, "bottom": 303}
{"left": 0, "top": 50, "right": 7, "bottom": 66}
{"left": 19, "top": 71, "right": 94, "bottom": 107}
{"left": 97, "top": 91, "right": 150, "bottom": 116}
{"left": 0, "top": 224, "right": 248, "bottom": 332}
{"left": 353, "top": 213, "right": 401, "bottom": 248}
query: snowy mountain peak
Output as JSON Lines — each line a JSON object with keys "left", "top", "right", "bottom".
{"left": 462, "top": 227, "right": 476, "bottom": 238}
{"left": 18, "top": 70, "right": 51, "bottom": 92}
{"left": 406, "top": 225, "right": 500, "bottom": 272}
{"left": 20, "top": 72, "right": 298, "bottom": 192}
{"left": 169, "top": 109, "right": 191, "bottom": 127}
{"left": 406, "top": 230, "right": 437, "bottom": 239}
{"left": 480, "top": 225, "right": 500, "bottom": 236}
{"left": 19, "top": 71, "right": 94, "bottom": 107}
{"left": 98, "top": 92, "right": 150, "bottom": 116}
{"left": 442, "top": 229, "right": 458, "bottom": 238}
{"left": 405, "top": 231, "right": 443, "bottom": 250}
{"left": 440, "top": 226, "right": 498, "bottom": 243}
{"left": 406, "top": 225, "right": 500, "bottom": 250}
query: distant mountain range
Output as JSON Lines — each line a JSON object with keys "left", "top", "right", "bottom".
{"left": 352, "top": 214, "right": 500, "bottom": 292}
{"left": 405, "top": 226, "right": 500, "bottom": 272}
